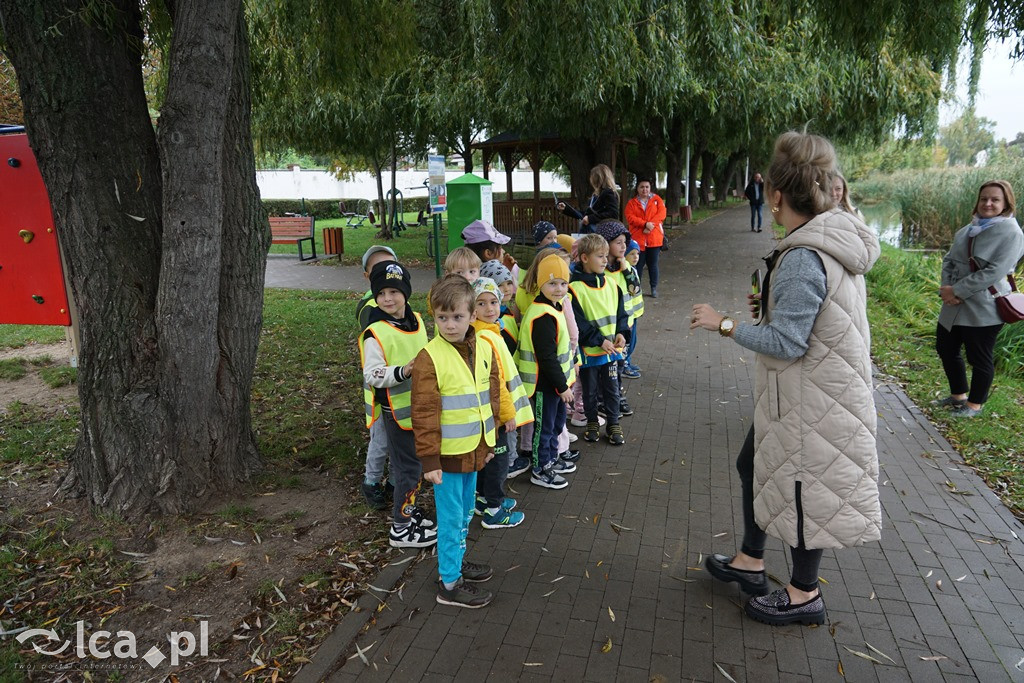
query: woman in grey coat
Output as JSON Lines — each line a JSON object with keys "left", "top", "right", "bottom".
{"left": 934, "top": 180, "right": 1023, "bottom": 417}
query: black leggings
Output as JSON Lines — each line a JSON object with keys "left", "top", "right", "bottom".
{"left": 935, "top": 322, "right": 1003, "bottom": 405}
{"left": 736, "top": 426, "right": 823, "bottom": 592}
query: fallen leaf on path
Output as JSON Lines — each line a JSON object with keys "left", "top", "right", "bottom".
{"left": 956, "top": 575, "right": 967, "bottom": 581}
{"left": 608, "top": 606, "right": 615, "bottom": 622}
{"left": 601, "top": 638, "right": 613, "bottom": 653}
{"left": 715, "top": 663, "right": 738, "bottom": 682}
{"left": 842, "top": 646, "right": 882, "bottom": 664}
{"left": 865, "top": 642, "right": 896, "bottom": 664}
{"left": 920, "top": 655, "right": 947, "bottom": 661}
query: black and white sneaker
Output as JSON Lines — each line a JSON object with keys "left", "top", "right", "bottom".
{"left": 389, "top": 522, "right": 437, "bottom": 548}
{"left": 410, "top": 506, "right": 435, "bottom": 529}
{"left": 551, "top": 458, "right": 576, "bottom": 474}
{"left": 507, "top": 456, "right": 532, "bottom": 479}
{"left": 530, "top": 466, "right": 568, "bottom": 490}
{"left": 559, "top": 449, "right": 581, "bottom": 463}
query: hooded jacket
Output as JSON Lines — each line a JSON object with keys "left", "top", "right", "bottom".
{"left": 752, "top": 208, "right": 882, "bottom": 550}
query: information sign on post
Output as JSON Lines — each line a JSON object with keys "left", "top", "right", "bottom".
{"left": 428, "top": 155, "right": 447, "bottom": 214}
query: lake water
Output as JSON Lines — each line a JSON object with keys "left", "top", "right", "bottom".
{"left": 859, "top": 201, "right": 914, "bottom": 248}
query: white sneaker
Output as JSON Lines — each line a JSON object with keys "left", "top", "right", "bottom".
{"left": 570, "top": 415, "right": 605, "bottom": 428}
{"left": 389, "top": 522, "right": 437, "bottom": 548}
{"left": 567, "top": 432, "right": 578, "bottom": 443}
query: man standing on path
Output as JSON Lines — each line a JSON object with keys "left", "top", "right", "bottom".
{"left": 745, "top": 172, "right": 765, "bottom": 232}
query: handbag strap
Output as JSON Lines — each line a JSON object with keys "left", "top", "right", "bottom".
{"left": 968, "top": 235, "right": 1017, "bottom": 296}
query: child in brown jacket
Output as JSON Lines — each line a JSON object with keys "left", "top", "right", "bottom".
{"left": 411, "top": 275, "right": 514, "bottom": 608}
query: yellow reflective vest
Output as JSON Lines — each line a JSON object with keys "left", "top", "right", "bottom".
{"left": 608, "top": 268, "right": 644, "bottom": 325}
{"left": 569, "top": 276, "right": 620, "bottom": 357}
{"left": 517, "top": 302, "right": 576, "bottom": 397}
{"left": 423, "top": 335, "right": 497, "bottom": 454}
{"left": 478, "top": 328, "right": 534, "bottom": 427}
{"left": 358, "top": 314, "right": 427, "bottom": 429}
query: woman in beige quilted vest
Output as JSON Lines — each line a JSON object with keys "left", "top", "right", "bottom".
{"left": 691, "top": 131, "right": 881, "bottom": 626}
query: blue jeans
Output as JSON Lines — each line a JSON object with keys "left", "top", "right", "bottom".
{"left": 626, "top": 321, "right": 638, "bottom": 367}
{"left": 750, "top": 203, "right": 763, "bottom": 229}
{"left": 433, "top": 470, "right": 477, "bottom": 585}
{"left": 636, "top": 247, "right": 661, "bottom": 290}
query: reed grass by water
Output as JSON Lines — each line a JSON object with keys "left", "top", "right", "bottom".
{"left": 853, "top": 160, "right": 1024, "bottom": 247}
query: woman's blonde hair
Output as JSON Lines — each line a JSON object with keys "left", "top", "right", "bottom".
{"left": 444, "top": 246, "right": 482, "bottom": 273}
{"left": 834, "top": 173, "right": 857, "bottom": 214}
{"left": 589, "top": 164, "right": 616, "bottom": 195}
{"left": 765, "top": 131, "right": 837, "bottom": 217}
{"left": 521, "top": 247, "right": 570, "bottom": 295}
{"left": 974, "top": 180, "right": 1016, "bottom": 217}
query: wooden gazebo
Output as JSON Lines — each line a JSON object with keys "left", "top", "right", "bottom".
{"left": 473, "top": 132, "right": 635, "bottom": 244}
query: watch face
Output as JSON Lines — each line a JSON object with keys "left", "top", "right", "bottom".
{"left": 722, "top": 319, "right": 734, "bottom": 330}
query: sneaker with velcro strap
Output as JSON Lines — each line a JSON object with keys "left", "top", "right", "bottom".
{"left": 559, "top": 448, "right": 581, "bottom": 463}
{"left": 507, "top": 456, "right": 533, "bottom": 479}
{"left": 551, "top": 458, "right": 576, "bottom": 474}
{"left": 607, "top": 424, "right": 625, "bottom": 446}
{"left": 389, "top": 522, "right": 437, "bottom": 548}
{"left": 410, "top": 506, "right": 435, "bottom": 529}
{"left": 481, "top": 508, "right": 526, "bottom": 529}
{"left": 530, "top": 466, "right": 568, "bottom": 490}
{"left": 583, "top": 421, "right": 601, "bottom": 442}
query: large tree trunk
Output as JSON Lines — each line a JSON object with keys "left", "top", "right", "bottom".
{"left": 1, "top": 0, "right": 266, "bottom": 516}
{"left": 664, "top": 116, "right": 684, "bottom": 215}
{"left": 717, "top": 150, "right": 745, "bottom": 203}
{"left": 687, "top": 134, "right": 706, "bottom": 208}
{"left": 699, "top": 150, "right": 715, "bottom": 205}
{"left": 559, "top": 135, "right": 614, "bottom": 209}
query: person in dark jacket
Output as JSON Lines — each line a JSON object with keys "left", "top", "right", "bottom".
{"left": 745, "top": 172, "right": 765, "bottom": 232}
{"left": 558, "top": 164, "right": 619, "bottom": 233}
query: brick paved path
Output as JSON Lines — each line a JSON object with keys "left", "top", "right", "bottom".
{"left": 294, "top": 208, "right": 1024, "bottom": 682}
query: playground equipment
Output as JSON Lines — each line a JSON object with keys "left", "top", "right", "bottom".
{"left": 0, "top": 125, "right": 78, "bottom": 364}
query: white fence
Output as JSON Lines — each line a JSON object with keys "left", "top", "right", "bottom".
{"left": 256, "top": 168, "right": 572, "bottom": 200}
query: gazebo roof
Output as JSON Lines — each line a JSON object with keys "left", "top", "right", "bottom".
{"left": 472, "top": 131, "right": 563, "bottom": 151}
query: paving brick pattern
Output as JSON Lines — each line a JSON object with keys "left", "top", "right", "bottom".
{"left": 291, "top": 209, "right": 1024, "bottom": 681}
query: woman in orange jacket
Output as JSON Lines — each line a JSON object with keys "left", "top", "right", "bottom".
{"left": 623, "top": 178, "right": 667, "bottom": 297}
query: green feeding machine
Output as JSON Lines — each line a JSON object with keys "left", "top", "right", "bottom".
{"left": 445, "top": 173, "right": 494, "bottom": 251}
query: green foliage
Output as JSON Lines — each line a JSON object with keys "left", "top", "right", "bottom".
{"left": 852, "top": 158, "right": 1024, "bottom": 245}
{"left": 837, "top": 138, "right": 943, "bottom": 181}
{"left": 867, "top": 244, "right": 1024, "bottom": 513}
{"left": 0, "top": 402, "right": 78, "bottom": 465}
{"left": 940, "top": 108, "right": 997, "bottom": 166}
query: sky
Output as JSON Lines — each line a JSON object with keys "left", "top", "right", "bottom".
{"left": 940, "top": 38, "right": 1023, "bottom": 142}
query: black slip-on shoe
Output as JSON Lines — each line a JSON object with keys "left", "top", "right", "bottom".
{"left": 705, "top": 554, "right": 770, "bottom": 596}
{"left": 745, "top": 588, "right": 825, "bottom": 625}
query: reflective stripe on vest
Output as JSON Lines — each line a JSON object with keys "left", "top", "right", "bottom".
{"left": 479, "top": 328, "right": 535, "bottom": 427}
{"left": 569, "top": 277, "right": 620, "bottom": 356}
{"left": 517, "top": 303, "right": 576, "bottom": 398}
{"left": 608, "top": 269, "right": 644, "bottom": 323}
{"left": 357, "top": 313, "right": 427, "bottom": 429}
{"left": 424, "top": 334, "right": 497, "bottom": 454}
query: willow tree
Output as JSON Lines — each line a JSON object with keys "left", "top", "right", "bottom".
{"left": 0, "top": 0, "right": 267, "bottom": 515}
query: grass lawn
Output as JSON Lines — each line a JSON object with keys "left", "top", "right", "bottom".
{"left": 0, "top": 324, "right": 66, "bottom": 349}
{"left": 0, "top": 289, "right": 431, "bottom": 679}
{"left": 866, "top": 245, "right": 1024, "bottom": 514}
{"left": 269, "top": 211, "right": 440, "bottom": 267}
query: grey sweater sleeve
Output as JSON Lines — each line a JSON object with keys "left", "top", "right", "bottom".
{"left": 731, "top": 248, "right": 826, "bottom": 361}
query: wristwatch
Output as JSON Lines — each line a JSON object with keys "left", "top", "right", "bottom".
{"left": 718, "top": 317, "right": 736, "bottom": 337}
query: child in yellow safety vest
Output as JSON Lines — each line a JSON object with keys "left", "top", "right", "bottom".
{"left": 355, "top": 245, "right": 399, "bottom": 511}
{"left": 411, "top": 275, "right": 513, "bottom": 609}
{"left": 358, "top": 261, "right": 435, "bottom": 549}
{"left": 518, "top": 254, "right": 578, "bottom": 489}
{"left": 471, "top": 278, "right": 533, "bottom": 528}
{"left": 569, "top": 231, "right": 631, "bottom": 446}
{"left": 595, "top": 222, "right": 640, "bottom": 414}
{"left": 620, "top": 240, "right": 645, "bottom": 379}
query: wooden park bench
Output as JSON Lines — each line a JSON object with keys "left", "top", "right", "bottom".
{"left": 269, "top": 215, "right": 316, "bottom": 261}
